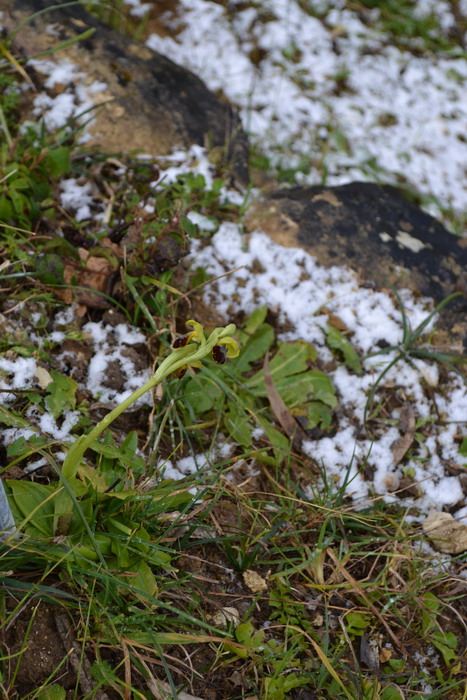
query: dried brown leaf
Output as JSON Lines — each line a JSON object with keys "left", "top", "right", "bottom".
{"left": 391, "top": 402, "right": 416, "bottom": 466}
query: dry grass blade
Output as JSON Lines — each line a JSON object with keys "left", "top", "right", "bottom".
{"left": 0, "top": 42, "right": 36, "bottom": 89}
{"left": 55, "top": 613, "right": 111, "bottom": 700}
{"left": 326, "top": 547, "right": 409, "bottom": 656}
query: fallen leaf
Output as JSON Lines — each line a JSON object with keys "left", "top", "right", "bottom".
{"left": 379, "top": 647, "right": 392, "bottom": 663}
{"left": 391, "top": 403, "right": 416, "bottom": 466}
{"left": 209, "top": 607, "right": 240, "bottom": 629}
{"left": 148, "top": 680, "right": 205, "bottom": 700}
{"left": 243, "top": 569, "right": 268, "bottom": 593}
{"left": 34, "top": 366, "right": 53, "bottom": 389}
{"left": 360, "top": 635, "right": 379, "bottom": 673}
{"left": 422, "top": 512, "right": 467, "bottom": 554}
{"left": 229, "top": 670, "right": 248, "bottom": 689}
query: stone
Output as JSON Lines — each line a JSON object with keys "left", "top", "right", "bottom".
{"left": 423, "top": 511, "right": 467, "bottom": 554}
{"left": 2, "top": 0, "right": 249, "bottom": 181}
{"left": 246, "top": 182, "right": 467, "bottom": 345}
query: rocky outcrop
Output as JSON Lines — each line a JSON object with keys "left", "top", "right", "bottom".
{"left": 1, "top": 0, "right": 249, "bottom": 181}
{"left": 246, "top": 182, "right": 467, "bottom": 345}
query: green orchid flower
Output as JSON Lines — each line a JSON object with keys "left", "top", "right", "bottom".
{"left": 54, "top": 321, "right": 239, "bottom": 535}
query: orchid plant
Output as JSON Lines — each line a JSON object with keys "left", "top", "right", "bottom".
{"left": 54, "top": 321, "right": 239, "bottom": 535}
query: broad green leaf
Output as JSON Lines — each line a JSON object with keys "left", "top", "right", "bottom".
{"left": 381, "top": 688, "right": 403, "bottom": 700}
{"left": 183, "top": 372, "right": 222, "bottom": 414}
{"left": 9, "top": 177, "right": 30, "bottom": 191}
{"left": 224, "top": 404, "right": 253, "bottom": 448}
{"left": 326, "top": 325, "right": 363, "bottom": 374}
{"left": 459, "top": 438, "right": 467, "bottom": 458}
{"left": 117, "top": 559, "right": 158, "bottom": 597}
{"left": 344, "top": 611, "right": 370, "bottom": 636}
{"left": 7, "top": 434, "right": 49, "bottom": 458}
{"left": 422, "top": 592, "right": 441, "bottom": 612}
{"left": 246, "top": 341, "right": 317, "bottom": 390}
{"left": 35, "top": 254, "right": 65, "bottom": 285}
{"left": 431, "top": 630, "right": 457, "bottom": 657}
{"left": 307, "top": 401, "right": 333, "bottom": 429}
{"left": 121, "top": 430, "right": 138, "bottom": 455}
{"left": 9, "top": 189, "right": 28, "bottom": 214}
{"left": 274, "top": 371, "right": 337, "bottom": 409}
{"left": 43, "top": 146, "right": 71, "bottom": 178}
{"left": 265, "top": 673, "right": 309, "bottom": 699}
{"left": 77, "top": 463, "right": 109, "bottom": 492}
{"left": 6, "top": 480, "right": 56, "bottom": 536}
{"left": 45, "top": 369, "right": 78, "bottom": 418}
{"left": 37, "top": 684, "right": 66, "bottom": 700}
{"left": 250, "top": 368, "right": 337, "bottom": 409}
{"left": 0, "top": 406, "right": 36, "bottom": 429}
{"left": 238, "top": 306, "right": 268, "bottom": 341}
{"left": 232, "top": 323, "right": 274, "bottom": 373}
{"left": 0, "top": 194, "right": 13, "bottom": 220}
{"left": 259, "top": 418, "right": 291, "bottom": 465}
{"left": 91, "top": 661, "right": 118, "bottom": 684}
{"left": 236, "top": 621, "right": 265, "bottom": 649}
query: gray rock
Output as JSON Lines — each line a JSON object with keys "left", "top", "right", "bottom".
{"left": 2, "top": 0, "right": 249, "bottom": 181}
{"left": 246, "top": 182, "right": 467, "bottom": 346}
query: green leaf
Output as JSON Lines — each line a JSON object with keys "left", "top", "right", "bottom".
{"left": 381, "top": 688, "right": 404, "bottom": 700}
{"left": 183, "top": 372, "right": 223, "bottom": 414}
{"left": 0, "top": 405, "right": 37, "bottom": 429}
{"left": 270, "top": 339, "right": 318, "bottom": 370}
{"left": 43, "top": 146, "right": 71, "bottom": 178}
{"left": 45, "top": 369, "right": 78, "bottom": 418}
{"left": 91, "top": 660, "right": 118, "bottom": 684}
{"left": 325, "top": 325, "right": 363, "bottom": 374}
{"left": 275, "top": 371, "right": 337, "bottom": 409}
{"left": 307, "top": 401, "right": 333, "bottom": 429}
{"left": 117, "top": 559, "right": 158, "bottom": 597}
{"left": 249, "top": 366, "right": 337, "bottom": 409}
{"left": 259, "top": 418, "right": 291, "bottom": 464}
{"left": 344, "top": 611, "right": 370, "bottom": 637}
{"left": 264, "top": 673, "right": 309, "bottom": 700}
{"left": 9, "top": 189, "right": 28, "bottom": 215}
{"left": 9, "top": 177, "right": 30, "bottom": 191}
{"left": 431, "top": 631, "right": 458, "bottom": 665}
{"left": 235, "top": 621, "right": 265, "bottom": 649}
{"left": 7, "top": 434, "right": 49, "bottom": 458}
{"left": 422, "top": 592, "right": 441, "bottom": 612}
{"left": 5, "top": 480, "right": 56, "bottom": 536}
{"left": 232, "top": 323, "right": 274, "bottom": 373}
{"left": 224, "top": 403, "right": 253, "bottom": 448}
{"left": 35, "top": 254, "right": 65, "bottom": 285}
{"left": 386, "top": 658, "right": 406, "bottom": 672}
{"left": 37, "top": 684, "right": 66, "bottom": 700}
{"left": 246, "top": 341, "right": 317, "bottom": 391}
{"left": 0, "top": 194, "right": 13, "bottom": 220}
{"left": 240, "top": 306, "right": 268, "bottom": 339}
{"left": 459, "top": 438, "right": 467, "bottom": 458}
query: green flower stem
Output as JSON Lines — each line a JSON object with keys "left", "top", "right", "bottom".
{"left": 54, "top": 322, "right": 237, "bottom": 535}
{"left": 61, "top": 322, "right": 238, "bottom": 482}
{"left": 61, "top": 345, "right": 195, "bottom": 481}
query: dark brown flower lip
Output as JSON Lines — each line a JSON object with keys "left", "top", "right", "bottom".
{"left": 172, "top": 333, "right": 190, "bottom": 348}
{"left": 212, "top": 344, "right": 227, "bottom": 364}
